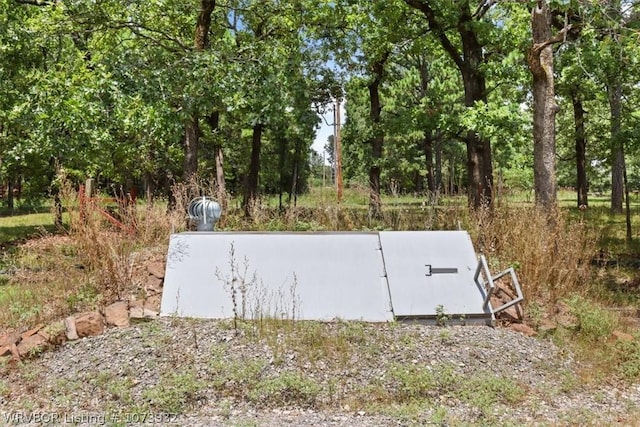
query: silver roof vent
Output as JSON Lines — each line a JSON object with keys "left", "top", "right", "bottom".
{"left": 187, "top": 196, "right": 222, "bottom": 231}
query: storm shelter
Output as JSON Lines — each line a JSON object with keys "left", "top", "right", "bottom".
{"left": 160, "top": 230, "right": 523, "bottom": 324}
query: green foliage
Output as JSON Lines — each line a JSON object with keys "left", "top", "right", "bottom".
{"left": 435, "top": 304, "right": 449, "bottom": 326}
{"left": 614, "top": 337, "right": 640, "bottom": 380}
{"left": 389, "top": 364, "right": 435, "bottom": 401}
{"left": 0, "top": 379, "right": 9, "bottom": 398}
{"left": 249, "top": 372, "right": 321, "bottom": 408}
{"left": 388, "top": 361, "right": 525, "bottom": 417}
{"left": 142, "top": 369, "right": 204, "bottom": 414}
{"left": 567, "top": 296, "right": 619, "bottom": 342}
{"left": 0, "top": 286, "right": 42, "bottom": 327}
{"left": 0, "top": 0, "right": 638, "bottom": 208}
{"left": 208, "top": 347, "right": 266, "bottom": 396}
{"left": 65, "top": 282, "right": 101, "bottom": 313}
{"left": 459, "top": 373, "right": 526, "bottom": 412}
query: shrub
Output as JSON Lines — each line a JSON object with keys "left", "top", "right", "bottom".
{"left": 567, "top": 296, "right": 619, "bottom": 342}
{"left": 249, "top": 372, "right": 321, "bottom": 408}
{"left": 615, "top": 337, "right": 640, "bottom": 380}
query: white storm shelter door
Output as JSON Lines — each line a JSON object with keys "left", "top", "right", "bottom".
{"left": 161, "top": 232, "right": 394, "bottom": 322}
{"left": 379, "top": 231, "right": 490, "bottom": 320}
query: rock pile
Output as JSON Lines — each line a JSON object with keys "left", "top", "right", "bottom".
{"left": 0, "top": 260, "right": 165, "bottom": 363}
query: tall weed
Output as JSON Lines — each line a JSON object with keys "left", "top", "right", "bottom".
{"left": 61, "top": 174, "right": 185, "bottom": 303}
{"left": 468, "top": 205, "right": 597, "bottom": 304}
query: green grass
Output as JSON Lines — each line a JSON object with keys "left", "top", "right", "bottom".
{"left": 142, "top": 369, "right": 204, "bottom": 413}
{"left": 0, "top": 212, "right": 68, "bottom": 246}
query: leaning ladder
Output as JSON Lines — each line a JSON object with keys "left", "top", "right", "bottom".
{"left": 474, "top": 255, "right": 524, "bottom": 323}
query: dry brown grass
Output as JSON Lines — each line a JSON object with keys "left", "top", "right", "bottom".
{"left": 0, "top": 234, "right": 91, "bottom": 329}
{"left": 0, "top": 184, "right": 604, "bottom": 340}
{"left": 467, "top": 205, "right": 598, "bottom": 306}
{"left": 0, "top": 178, "right": 187, "bottom": 330}
{"left": 4, "top": 185, "right": 640, "bottom": 386}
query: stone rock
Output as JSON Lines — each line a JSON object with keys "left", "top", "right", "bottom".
{"left": 144, "top": 275, "right": 164, "bottom": 296}
{"left": 129, "top": 299, "right": 144, "bottom": 310}
{"left": 42, "top": 321, "right": 67, "bottom": 345}
{"left": 538, "top": 319, "right": 557, "bottom": 333}
{"left": 0, "top": 343, "right": 20, "bottom": 361}
{"left": 496, "top": 304, "right": 523, "bottom": 323}
{"left": 0, "top": 331, "right": 21, "bottom": 347}
{"left": 145, "top": 294, "right": 162, "bottom": 312}
{"left": 612, "top": 330, "right": 634, "bottom": 342}
{"left": 490, "top": 281, "right": 523, "bottom": 322}
{"left": 64, "top": 316, "right": 79, "bottom": 341}
{"left": 17, "top": 333, "right": 48, "bottom": 357}
{"left": 0, "top": 345, "right": 11, "bottom": 357}
{"left": 509, "top": 323, "right": 537, "bottom": 337}
{"left": 147, "top": 261, "right": 165, "bottom": 279}
{"left": 74, "top": 312, "right": 104, "bottom": 338}
{"left": 20, "top": 323, "right": 44, "bottom": 340}
{"left": 129, "top": 306, "right": 159, "bottom": 322}
{"left": 554, "top": 302, "right": 578, "bottom": 329}
{"left": 105, "top": 301, "right": 130, "bottom": 328}
{"left": 130, "top": 296, "right": 162, "bottom": 312}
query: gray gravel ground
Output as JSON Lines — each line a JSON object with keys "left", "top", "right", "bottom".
{"left": 1, "top": 318, "right": 639, "bottom": 426}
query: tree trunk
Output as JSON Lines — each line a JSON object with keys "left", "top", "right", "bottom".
{"left": 214, "top": 145, "right": 225, "bottom": 195}
{"left": 460, "top": 56, "right": 493, "bottom": 207}
{"left": 194, "top": 1, "right": 215, "bottom": 49}
{"left": 289, "top": 138, "right": 301, "bottom": 207}
{"left": 608, "top": 82, "right": 624, "bottom": 213}
{"left": 291, "top": 162, "right": 299, "bottom": 206}
{"left": 244, "top": 123, "right": 263, "bottom": 216}
{"left": 278, "top": 135, "right": 287, "bottom": 210}
{"left": 456, "top": 3, "right": 493, "bottom": 207}
{"left": 206, "top": 110, "right": 226, "bottom": 199}
{"left": 528, "top": 1, "right": 557, "bottom": 209}
{"left": 182, "top": 0, "right": 216, "bottom": 183}
{"left": 405, "top": 0, "right": 493, "bottom": 208}
{"left": 414, "top": 170, "right": 423, "bottom": 193}
{"left": 624, "top": 161, "right": 632, "bottom": 242}
{"left": 142, "top": 142, "right": 156, "bottom": 204}
{"left": 47, "top": 156, "right": 63, "bottom": 226}
{"left": 368, "top": 55, "right": 388, "bottom": 219}
{"left": 54, "top": 193, "right": 63, "bottom": 227}
{"left": 182, "top": 116, "right": 200, "bottom": 182}
{"left": 7, "top": 180, "right": 13, "bottom": 211}
{"left": 448, "top": 154, "right": 455, "bottom": 195}
{"left": 417, "top": 56, "right": 435, "bottom": 194}
{"left": 435, "top": 137, "right": 442, "bottom": 192}
{"left": 423, "top": 132, "right": 435, "bottom": 192}
{"left": 571, "top": 89, "right": 588, "bottom": 207}
{"left": 143, "top": 170, "right": 154, "bottom": 205}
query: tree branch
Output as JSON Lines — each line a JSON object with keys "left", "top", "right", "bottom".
{"left": 404, "top": 0, "right": 464, "bottom": 70}
{"left": 13, "top": 0, "right": 56, "bottom": 5}
{"left": 531, "top": 24, "right": 573, "bottom": 55}
{"left": 473, "top": 0, "right": 497, "bottom": 20}
{"left": 93, "top": 20, "right": 191, "bottom": 53}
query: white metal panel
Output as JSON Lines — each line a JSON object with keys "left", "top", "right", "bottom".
{"left": 379, "top": 231, "right": 490, "bottom": 318}
{"left": 161, "top": 232, "right": 394, "bottom": 322}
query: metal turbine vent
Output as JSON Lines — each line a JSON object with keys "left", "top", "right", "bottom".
{"left": 187, "top": 196, "right": 222, "bottom": 231}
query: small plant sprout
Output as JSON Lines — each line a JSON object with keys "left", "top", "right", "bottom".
{"left": 215, "top": 242, "right": 257, "bottom": 334}
{"left": 458, "top": 313, "right": 466, "bottom": 325}
{"left": 435, "top": 304, "right": 449, "bottom": 326}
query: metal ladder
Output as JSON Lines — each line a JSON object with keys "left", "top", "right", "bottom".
{"left": 474, "top": 255, "right": 524, "bottom": 321}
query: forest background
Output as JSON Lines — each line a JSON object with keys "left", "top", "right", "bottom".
{"left": 1, "top": 0, "right": 639, "bottom": 218}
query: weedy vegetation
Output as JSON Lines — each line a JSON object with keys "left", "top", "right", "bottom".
{"left": 1, "top": 182, "right": 640, "bottom": 423}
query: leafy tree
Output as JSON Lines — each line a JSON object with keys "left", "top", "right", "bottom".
{"left": 404, "top": 0, "right": 497, "bottom": 208}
